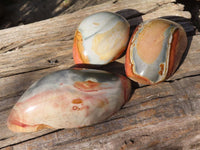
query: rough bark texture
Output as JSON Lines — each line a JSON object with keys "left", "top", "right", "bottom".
{"left": 0, "top": 0, "right": 199, "bottom": 149}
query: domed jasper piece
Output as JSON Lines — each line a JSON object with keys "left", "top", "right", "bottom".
{"left": 125, "top": 18, "right": 187, "bottom": 85}
{"left": 73, "top": 11, "right": 130, "bottom": 65}
{"left": 7, "top": 68, "right": 131, "bottom": 132}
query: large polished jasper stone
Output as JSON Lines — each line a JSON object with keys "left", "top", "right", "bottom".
{"left": 73, "top": 11, "right": 130, "bottom": 65}
{"left": 7, "top": 68, "right": 131, "bottom": 132}
{"left": 125, "top": 18, "right": 187, "bottom": 85}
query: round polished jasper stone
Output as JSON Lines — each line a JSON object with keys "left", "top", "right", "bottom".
{"left": 73, "top": 11, "right": 130, "bottom": 65}
{"left": 125, "top": 18, "right": 187, "bottom": 85}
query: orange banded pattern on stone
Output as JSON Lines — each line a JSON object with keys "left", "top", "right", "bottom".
{"left": 73, "top": 11, "right": 130, "bottom": 65}
{"left": 125, "top": 19, "right": 187, "bottom": 85}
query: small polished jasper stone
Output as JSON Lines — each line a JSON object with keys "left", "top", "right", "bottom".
{"left": 7, "top": 68, "right": 131, "bottom": 132}
{"left": 73, "top": 11, "right": 130, "bottom": 65}
{"left": 125, "top": 18, "right": 187, "bottom": 85}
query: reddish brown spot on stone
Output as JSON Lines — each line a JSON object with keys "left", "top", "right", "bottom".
{"left": 72, "top": 106, "right": 80, "bottom": 110}
{"left": 72, "top": 98, "right": 83, "bottom": 104}
{"left": 74, "top": 80, "right": 101, "bottom": 92}
{"left": 159, "top": 63, "right": 164, "bottom": 75}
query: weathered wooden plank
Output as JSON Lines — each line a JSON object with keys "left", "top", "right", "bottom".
{"left": 0, "top": 0, "right": 199, "bottom": 149}
{"left": 1, "top": 74, "right": 200, "bottom": 149}
{"left": 50, "top": 117, "right": 200, "bottom": 150}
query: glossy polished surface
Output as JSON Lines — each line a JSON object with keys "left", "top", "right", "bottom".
{"left": 7, "top": 68, "right": 131, "bottom": 132}
{"left": 73, "top": 11, "right": 130, "bottom": 65}
{"left": 125, "top": 18, "right": 187, "bottom": 85}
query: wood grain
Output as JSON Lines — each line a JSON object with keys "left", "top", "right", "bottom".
{"left": 0, "top": 0, "right": 199, "bottom": 149}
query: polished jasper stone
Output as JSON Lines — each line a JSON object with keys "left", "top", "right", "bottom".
{"left": 125, "top": 18, "right": 187, "bottom": 85}
{"left": 73, "top": 11, "right": 130, "bottom": 65}
{"left": 7, "top": 68, "right": 131, "bottom": 132}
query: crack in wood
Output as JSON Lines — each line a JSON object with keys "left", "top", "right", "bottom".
{"left": 166, "top": 73, "right": 200, "bottom": 83}
{"left": 138, "top": 73, "right": 200, "bottom": 89}
{"left": 0, "top": 66, "right": 54, "bottom": 78}
{"left": 144, "top": 2, "right": 171, "bottom": 15}
{"left": 123, "top": 94, "right": 175, "bottom": 109}
{"left": 0, "top": 106, "right": 13, "bottom": 113}
{"left": 112, "top": 0, "right": 118, "bottom": 4}
{"left": 1, "top": 40, "right": 34, "bottom": 54}
{"left": 120, "top": 138, "right": 135, "bottom": 150}
{"left": 0, "top": 136, "right": 14, "bottom": 142}
{"left": 52, "top": 127, "right": 122, "bottom": 148}
{"left": 47, "top": 59, "right": 59, "bottom": 65}
{"left": 0, "top": 129, "right": 62, "bottom": 149}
